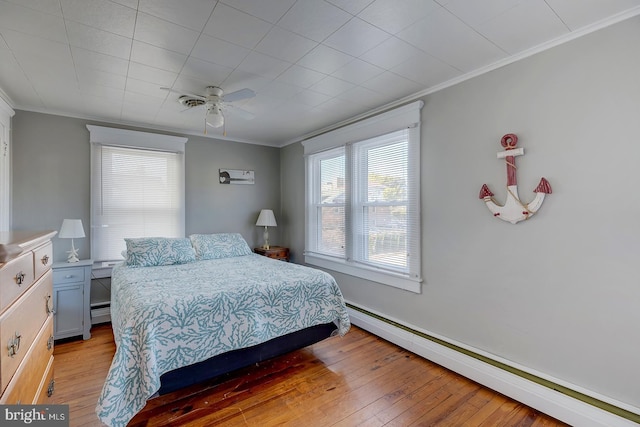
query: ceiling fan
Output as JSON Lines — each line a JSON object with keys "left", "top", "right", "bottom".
{"left": 161, "top": 86, "right": 256, "bottom": 135}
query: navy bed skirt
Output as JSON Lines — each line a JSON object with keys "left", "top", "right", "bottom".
{"left": 157, "top": 322, "right": 336, "bottom": 395}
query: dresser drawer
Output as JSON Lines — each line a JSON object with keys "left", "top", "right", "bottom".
{"left": 0, "top": 316, "right": 54, "bottom": 404}
{"left": 53, "top": 266, "right": 86, "bottom": 285}
{"left": 33, "top": 355, "right": 54, "bottom": 404}
{"left": 0, "top": 271, "right": 53, "bottom": 393}
{"left": 33, "top": 242, "right": 53, "bottom": 282}
{"left": 0, "top": 251, "right": 35, "bottom": 314}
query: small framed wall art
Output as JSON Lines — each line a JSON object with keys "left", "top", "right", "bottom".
{"left": 219, "top": 169, "right": 255, "bottom": 184}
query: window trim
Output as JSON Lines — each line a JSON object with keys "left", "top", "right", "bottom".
{"left": 308, "top": 253, "right": 421, "bottom": 293}
{"left": 87, "top": 125, "right": 187, "bottom": 152}
{"left": 302, "top": 101, "right": 423, "bottom": 293}
{"left": 0, "top": 97, "right": 15, "bottom": 232}
{"left": 87, "top": 125, "right": 187, "bottom": 272}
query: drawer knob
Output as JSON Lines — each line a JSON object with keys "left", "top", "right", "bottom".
{"left": 47, "top": 335, "right": 54, "bottom": 351}
{"left": 47, "top": 379, "right": 55, "bottom": 397}
{"left": 41, "top": 254, "right": 50, "bottom": 265}
{"left": 46, "top": 294, "right": 55, "bottom": 315}
{"left": 7, "top": 331, "right": 21, "bottom": 357}
{"left": 14, "top": 271, "right": 25, "bottom": 285}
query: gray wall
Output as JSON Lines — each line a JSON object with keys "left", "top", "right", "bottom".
{"left": 280, "top": 140, "right": 305, "bottom": 264}
{"left": 12, "top": 112, "right": 281, "bottom": 263}
{"left": 281, "top": 16, "right": 640, "bottom": 409}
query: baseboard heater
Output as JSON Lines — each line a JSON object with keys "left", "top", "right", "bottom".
{"left": 91, "top": 302, "right": 111, "bottom": 325}
{"left": 346, "top": 301, "right": 639, "bottom": 427}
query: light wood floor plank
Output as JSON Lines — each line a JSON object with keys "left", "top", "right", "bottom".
{"left": 52, "top": 323, "right": 569, "bottom": 426}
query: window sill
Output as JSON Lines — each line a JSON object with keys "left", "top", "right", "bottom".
{"left": 305, "top": 254, "right": 422, "bottom": 294}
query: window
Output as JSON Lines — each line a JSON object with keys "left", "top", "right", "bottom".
{"left": 303, "top": 101, "right": 423, "bottom": 293}
{"left": 87, "top": 125, "right": 187, "bottom": 269}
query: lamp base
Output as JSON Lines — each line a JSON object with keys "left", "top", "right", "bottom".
{"left": 263, "top": 226, "right": 270, "bottom": 250}
{"left": 67, "top": 239, "right": 80, "bottom": 263}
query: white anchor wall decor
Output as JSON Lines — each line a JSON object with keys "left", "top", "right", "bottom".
{"left": 479, "top": 133, "right": 552, "bottom": 224}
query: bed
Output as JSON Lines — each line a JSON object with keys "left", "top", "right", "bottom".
{"left": 95, "top": 234, "right": 351, "bottom": 427}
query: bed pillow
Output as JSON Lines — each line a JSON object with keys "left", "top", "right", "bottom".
{"left": 125, "top": 237, "right": 196, "bottom": 267}
{"left": 189, "top": 233, "right": 252, "bottom": 260}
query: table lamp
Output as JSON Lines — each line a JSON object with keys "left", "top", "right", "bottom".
{"left": 256, "top": 209, "right": 277, "bottom": 250}
{"left": 59, "top": 219, "right": 85, "bottom": 263}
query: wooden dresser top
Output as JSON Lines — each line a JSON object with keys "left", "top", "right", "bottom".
{"left": 0, "top": 230, "right": 57, "bottom": 264}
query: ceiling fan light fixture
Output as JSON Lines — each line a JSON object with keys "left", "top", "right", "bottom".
{"left": 207, "top": 104, "right": 224, "bottom": 128}
{"left": 163, "top": 85, "right": 255, "bottom": 134}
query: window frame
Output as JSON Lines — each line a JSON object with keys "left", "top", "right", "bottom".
{"left": 303, "top": 101, "right": 423, "bottom": 293}
{"left": 307, "top": 146, "right": 347, "bottom": 259}
{"left": 87, "top": 125, "right": 187, "bottom": 276}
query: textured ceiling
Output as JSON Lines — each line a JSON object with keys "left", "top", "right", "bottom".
{"left": 1, "top": 0, "right": 639, "bottom": 146}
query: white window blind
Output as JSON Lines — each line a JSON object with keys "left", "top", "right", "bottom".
{"left": 313, "top": 147, "right": 346, "bottom": 258}
{"left": 304, "top": 101, "right": 423, "bottom": 293}
{"left": 353, "top": 129, "right": 414, "bottom": 273}
{"left": 88, "top": 125, "right": 186, "bottom": 265}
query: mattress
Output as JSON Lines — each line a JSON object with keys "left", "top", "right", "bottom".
{"left": 96, "top": 253, "right": 350, "bottom": 427}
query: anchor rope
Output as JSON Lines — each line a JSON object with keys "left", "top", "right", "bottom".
{"left": 506, "top": 186, "right": 533, "bottom": 214}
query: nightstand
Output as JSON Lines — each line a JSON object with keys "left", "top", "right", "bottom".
{"left": 254, "top": 246, "right": 290, "bottom": 262}
{"left": 52, "top": 259, "right": 92, "bottom": 340}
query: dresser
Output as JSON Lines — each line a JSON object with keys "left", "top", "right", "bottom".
{"left": 52, "top": 259, "right": 92, "bottom": 340}
{"left": 0, "top": 230, "right": 56, "bottom": 404}
{"left": 254, "top": 246, "right": 290, "bottom": 262}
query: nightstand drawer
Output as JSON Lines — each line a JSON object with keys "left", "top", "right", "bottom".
{"left": 267, "top": 248, "right": 289, "bottom": 259}
{"left": 254, "top": 246, "right": 290, "bottom": 261}
{"left": 53, "top": 267, "right": 85, "bottom": 285}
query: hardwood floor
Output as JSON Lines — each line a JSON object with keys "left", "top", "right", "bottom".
{"left": 52, "top": 323, "right": 568, "bottom": 426}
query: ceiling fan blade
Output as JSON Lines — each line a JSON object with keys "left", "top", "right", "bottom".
{"left": 225, "top": 104, "right": 255, "bottom": 120}
{"left": 160, "top": 87, "right": 206, "bottom": 100}
{"left": 224, "top": 88, "right": 255, "bottom": 102}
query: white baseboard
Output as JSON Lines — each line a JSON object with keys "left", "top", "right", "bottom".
{"left": 346, "top": 305, "right": 638, "bottom": 427}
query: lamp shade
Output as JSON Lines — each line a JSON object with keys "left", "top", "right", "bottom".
{"left": 59, "top": 219, "right": 86, "bottom": 239}
{"left": 256, "top": 209, "right": 277, "bottom": 227}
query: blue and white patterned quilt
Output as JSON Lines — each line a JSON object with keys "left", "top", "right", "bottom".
{"left": 96, "top": 254, "right": 350, "bottom": 427}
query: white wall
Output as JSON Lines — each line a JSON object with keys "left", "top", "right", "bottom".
{"left": 282, "top": 15, "right": 640, "bottom": 412}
